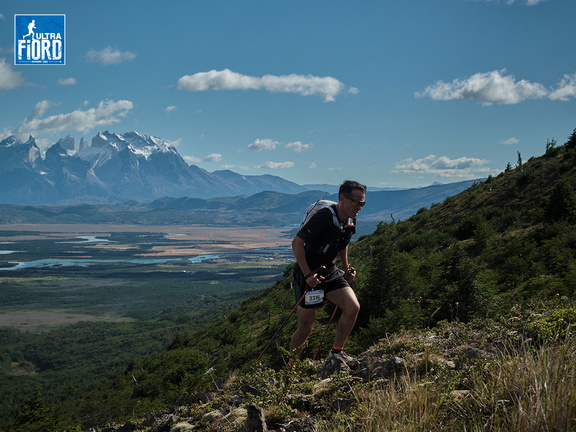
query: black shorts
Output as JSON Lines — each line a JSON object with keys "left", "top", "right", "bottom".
{"left": 293, "top": 266, "right": 350, "bottom": 309}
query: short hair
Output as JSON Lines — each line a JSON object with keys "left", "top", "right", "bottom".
{"left": 339, "top": 180, "right": 367, "bottom": 196}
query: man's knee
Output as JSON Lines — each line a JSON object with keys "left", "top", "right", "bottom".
{"left": 344, "top": 298, "right": 360, "bottom": 318}
{"left": 351, "top": 299, "right": 361, "bottom": 314}
{"left": 297, "top": 308, "right": 316, "bottom": 332}
{"left": 298, "top": 317, "right": 315, "bottom": 333}
{"left": 328, "top": 288, "right": 360, "bottom": 315}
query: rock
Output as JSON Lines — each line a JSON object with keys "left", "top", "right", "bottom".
{"left": 102, "top": 422, "right": 137, "bottom": 432}
{"left": 223, "top": 407, "right": 248, "bottom": 428}
{"left": 202, "top": 410, "right": 224, "bottom": 423}
{"left": 356, "top": 356, "right": 404, "bottom": 380}
{"left": 312, "top": 378, "right": 333, "bottom": 397}
{"left": 318, "top": 354, "right": 351, "bottom": 378}
{"left": 228, "top": 394, "right": 245, "bottom": 406}
{"left": 169, "top": 422, "right": 194, "bottom": 432}
{"left": 246, "top": 403, "right": 268, "bottom": 432}
{"left": 277, "top": 417, "right": 318, "bottom": 432}
{"left": 189, "top": 390, "right": 218, "bottom": 403}
{"left": 287, "top": 394, "right": 313, "bottom": 411}
{"left": 241, "top": 384, "right": 263, "bottom": 397}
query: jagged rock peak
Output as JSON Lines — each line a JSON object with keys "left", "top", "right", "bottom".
{"left": 91, "top": 131, "right": 176, "bottom": 158}
{"left": 56, "top": 135, "right": 76, "bottom": 152}
{"left": 0, "top": 135, "right": 19, "bottom": 147}
{"left": 0, "top": 135, "right": 38, "bottom": 148}
{"left": 79, "top": 137, "right": 89, "bottom": 150}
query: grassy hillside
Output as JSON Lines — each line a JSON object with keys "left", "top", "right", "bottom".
{"left": 7, "top": 129, "right": 576, "bottom": 431}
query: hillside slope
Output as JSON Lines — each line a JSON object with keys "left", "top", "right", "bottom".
{"left": 8, "top": 129, "right": 576, "bottom": 432}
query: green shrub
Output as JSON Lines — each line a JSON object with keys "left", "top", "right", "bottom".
{"left": 527, "top": 307, "right": 576, "bottom": 340}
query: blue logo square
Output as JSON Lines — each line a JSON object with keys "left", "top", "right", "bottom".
{"left": 15, "top": 14, "right": 66, "bottom": 65}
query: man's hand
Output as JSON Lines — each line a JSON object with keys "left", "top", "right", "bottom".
{"left": 305, "top": 266, "right": 326, "bottom": 288}
{"left": 344, "top": 266, "right": 356, "bottom": 283}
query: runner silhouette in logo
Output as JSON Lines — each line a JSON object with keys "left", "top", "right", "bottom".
{"left": 23, "top": 20, "right": 36, "bottom": 39}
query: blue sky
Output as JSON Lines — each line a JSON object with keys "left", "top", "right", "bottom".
{"left": 1, "top": 0, "right": 575, "bottom": 189}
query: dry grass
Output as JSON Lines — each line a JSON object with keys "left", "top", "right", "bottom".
{"left": 325, "top": 337, "right": 576, "bottom": 432}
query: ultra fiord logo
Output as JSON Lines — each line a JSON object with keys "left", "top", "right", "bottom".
{"left": 15, "top": 14, "right": 65, "bottom": 65}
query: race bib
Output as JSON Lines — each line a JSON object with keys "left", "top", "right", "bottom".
{"left": 305, "top": 289, "right": 324, "bottom": 306}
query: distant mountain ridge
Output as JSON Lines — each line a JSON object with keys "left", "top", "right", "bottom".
{"left": 0, "top": 179, "right": 480, "bottom": 237}
{"left": 0, "top": 131, "right": 306, "bottom": 205}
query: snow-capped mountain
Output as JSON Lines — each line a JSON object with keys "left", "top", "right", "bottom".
{"left": 0, "top": 131, "right": 306, "bottom": 205}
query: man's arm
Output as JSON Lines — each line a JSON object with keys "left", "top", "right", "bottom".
{"left": 292, "top": 235, "right": 324, "bottom": 288}
{"left": 338, "top": 246, "right": 349, "bottom": 269}
{"left": 292, "top": 235, "right": 311, "bottom": 277}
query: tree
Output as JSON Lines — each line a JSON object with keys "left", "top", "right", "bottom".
{"left": 546, "top": 138, "right": 557, "bottom": 154}
{"left": 566, "top": 128, "right": 576, "bottom": 149}
{"left": 544, "top": 179, "right": 576, "bottom": 223}
{"left": 12, "top": 388, "right": 62, "bottom": 432}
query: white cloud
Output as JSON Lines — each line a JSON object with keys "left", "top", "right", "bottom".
{"left": 248, "top": 138, "right": 279, "bottom": 152}
{"left": 204, "top": 153, "right": 222, "bottom": 162}
{"left": 86, "top": 46, "right": 137, "bottom": 65}
{"left": 393, "top": 155, "right": 495, "bottom": 178}
{"left": 169, "top": 138, "right": 182, "bottom": 147}
{"left": 549, "top": 73, "right": 576, "bottom": 101}
{"left": 506, "top": 0, "right": 548, "bottom": 4}
{"left": 57, "top": 77, "right": 77, "bottom": 86}
{"left": 416, "top": 70, "right": 547, "bottom": 105}
{"left": 183, "top": 156, "right": 201, "bottom": 164}
{"left": 30, "top": 100, "right": 59, "bottom": 119}
{"left": 259, "top": 161, "right": 295, "bottom": 169}
{"left": 177, "top": 69, "right": 345, "bottom": 102}
{"left": 0, "top": 58, "right": 26, "bottom": 90}
{"left": 14, "top": 99, "right": 134, "bottom": 138}
{"left": 165, "top": 105, "right": 177, "bottom": 114}
{"left": 285, "top": 141, "right": 311, "bottom": 153}
{"left": 476, "top": 0, "right": 548, "bottom": 4}
{"left": 221, "top": 163, "right": 251, "bottom": 170}
{"left": 501, "top": 137, "right": 519, "bottom": 145}
{"left": 418, "top": 70, "right": 576, "bottom": 105}
{"left": 308, "top": 162, "right": 317, "bottom": 169}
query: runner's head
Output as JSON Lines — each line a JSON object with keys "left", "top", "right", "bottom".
{"left": 338, "top": 180, "right": 367, "bottom": 219}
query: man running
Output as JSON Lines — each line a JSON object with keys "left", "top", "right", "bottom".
{"left": 290, "top": 180, "right": 366, "bottom": 362}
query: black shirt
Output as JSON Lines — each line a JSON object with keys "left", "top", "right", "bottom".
{"left": 295, "top": 205, "right": 355, "bottom": 274}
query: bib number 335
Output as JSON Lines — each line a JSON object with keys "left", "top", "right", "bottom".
{"left": 305, "top": 289, "right": 324, "bottom": 306}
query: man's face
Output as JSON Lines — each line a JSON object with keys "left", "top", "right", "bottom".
{"left": 340, "top": 189, "right": 366, "bottom": 220}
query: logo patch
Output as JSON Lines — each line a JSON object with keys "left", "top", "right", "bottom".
{"left": 15, "top": 14, "right": 66, "bottom": 65}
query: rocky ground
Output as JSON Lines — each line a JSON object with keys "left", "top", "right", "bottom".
{"left": 85, "top": 320, "right": 514, "bottom": 432}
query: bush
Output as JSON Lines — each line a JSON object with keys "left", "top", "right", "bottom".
{"left": 527, "top": 306, "right": 576, "bottom": 340}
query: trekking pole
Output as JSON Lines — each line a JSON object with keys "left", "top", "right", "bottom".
{"left": 255, "top": 289, "right": 305, "bottom": 364}
{"left": 313, "top": 305, "right": 339, "bottom": 360}
{"left": 255, "top": 266, "right": 325, "bottom": 364}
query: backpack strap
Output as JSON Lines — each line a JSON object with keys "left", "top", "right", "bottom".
{"left": 327, "top": 204, "right": 340, "bottom": 228}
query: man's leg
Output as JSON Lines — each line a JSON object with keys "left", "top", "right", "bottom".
{"left": 325, "top": 286, "right": 360, "bottom": 349}
{"left": 289, "top": 306, "right": 316, "bottom": 356}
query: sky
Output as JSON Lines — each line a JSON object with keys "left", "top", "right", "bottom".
{"left": 0, "top": 0, "right": 575, "bottom": 189}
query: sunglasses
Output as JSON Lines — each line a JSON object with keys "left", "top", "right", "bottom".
{"left": 345, "top": 195, "right": 366, "bottom": 208}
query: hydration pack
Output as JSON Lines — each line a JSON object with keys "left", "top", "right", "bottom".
{"left": 300, "top": 199, "right": 340, "bottom": 228}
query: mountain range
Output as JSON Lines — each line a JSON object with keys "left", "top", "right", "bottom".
{"left": 0, "top": 131, "right": 482, "bottom": 226}
{"left": 0, "top": 131, "right": 306, "bottom": 205}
